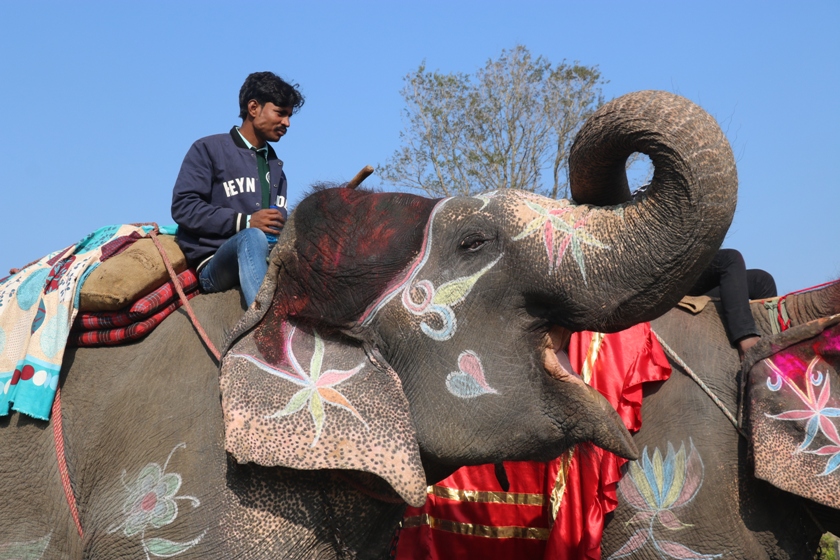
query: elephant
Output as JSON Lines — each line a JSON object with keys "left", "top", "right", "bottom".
{"left": 0, "top": 90, "right": 737, "bottom": 559}
{"left": 600, "top": 279, "right": 840, "bottom": 559}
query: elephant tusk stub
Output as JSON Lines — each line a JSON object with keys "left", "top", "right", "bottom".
{"left": 542, "top": 326, "right": 585, "bottom": 386}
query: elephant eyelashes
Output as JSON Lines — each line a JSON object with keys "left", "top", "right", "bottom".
{"left": 459, "top": 235, "right": 489, "bottom": 252}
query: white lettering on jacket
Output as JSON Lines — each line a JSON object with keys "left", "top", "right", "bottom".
{"left": 223, "top": 177, "right": 258, "bottom": 197}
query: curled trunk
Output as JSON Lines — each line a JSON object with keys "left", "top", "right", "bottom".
{"left": 534, "top": 90, "right": 737, "bottom": 331}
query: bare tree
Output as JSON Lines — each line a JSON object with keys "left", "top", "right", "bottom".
{"left": 379, "top": 45, "right": 606, "bottom": 198}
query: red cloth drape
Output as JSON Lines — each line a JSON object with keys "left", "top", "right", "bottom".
{"left": 547, "top": 323, "right": 671, "bottom": 559}
{"left": 396, "top": 323, "right": 671, "bottom": 559}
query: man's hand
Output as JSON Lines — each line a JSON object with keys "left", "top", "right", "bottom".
{"left": 249, "top": 208, "right": 285, "bottom": 234}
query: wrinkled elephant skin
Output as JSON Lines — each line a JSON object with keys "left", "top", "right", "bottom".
{"left": 0, "top": 91, "right": 739, "bottom": 559}
{"left": 601, "top": 281, "right": 840, "bottom": 559}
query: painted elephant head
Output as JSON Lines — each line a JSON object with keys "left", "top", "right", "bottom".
{"left": 219, "top": 90, "right": 737, "bottom": 506}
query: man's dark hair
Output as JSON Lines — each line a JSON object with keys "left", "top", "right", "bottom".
{"left": 238, "top": 71, "right": 305, "bottom": 119}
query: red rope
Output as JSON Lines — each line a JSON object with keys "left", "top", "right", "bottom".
{"left": 147, "top": 228, "right": 221, "bottom": 362}
{"left": 784, "top": 279, "right": 839, "bottom": 297}
{"left": 776, "top": 280, "right": 840, "bottom": 332}
{"left": 777, "top": 295, "right": 791, "bottom": 332}
{"left": 52, "top": 387, "right": 84, "bottom": 538}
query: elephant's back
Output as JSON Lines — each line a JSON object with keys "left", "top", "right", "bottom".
{"left": 0, "top": 290, "right": 244, "bottom": 558}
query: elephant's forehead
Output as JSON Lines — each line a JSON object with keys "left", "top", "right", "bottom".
{"left": 498, "top": 190, "right": 573, "bottom": 217}
{"left": 435, "top": 191, "right": 577, "bottom": 225}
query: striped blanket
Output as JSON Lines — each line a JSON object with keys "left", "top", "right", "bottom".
{"left": 71, "top": 269, "right": 198, "bottom": 346}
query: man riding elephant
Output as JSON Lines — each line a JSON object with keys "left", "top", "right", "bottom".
{"left": 171, "top": 71, "right": 304, "bottom": 306}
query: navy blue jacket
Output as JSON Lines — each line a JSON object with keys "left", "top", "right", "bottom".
{"left": 171, "top": 127, "right": 289, "bottom": 268}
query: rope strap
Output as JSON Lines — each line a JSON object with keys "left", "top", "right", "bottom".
{"left": 651, "top": 330, "right": 746, "bottom": 438}
{"left": 147, "top": 229, "right": 220, "bottom": 362}
{"left": 52, "top": 387, "right": 84, "bottom": 538}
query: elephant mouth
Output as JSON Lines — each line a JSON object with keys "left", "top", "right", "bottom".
{"left": 542, "top": 325, "right": 585, "bottom": 387}
{"left": 541, "top": 324, "right": 639, "bottom": 460}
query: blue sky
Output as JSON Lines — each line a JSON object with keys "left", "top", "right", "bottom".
{"left": 1, "top": 1, "right": 837, "bottom": 294}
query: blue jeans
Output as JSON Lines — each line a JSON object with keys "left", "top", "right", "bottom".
{"left": 198, "top": 228, "right": 269, "bottom": 306}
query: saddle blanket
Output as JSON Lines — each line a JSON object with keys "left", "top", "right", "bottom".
{"left": 70, "top": 269, "right": 198, "bottom": 347}
{"left": 0, "top": 224, "right": 174, "bottom": 420}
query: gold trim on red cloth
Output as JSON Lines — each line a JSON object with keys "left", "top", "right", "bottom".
{"left": 549, "top": 331, "right": 606, "bottom": 520}
{"left": 581, "top": 331, "right": 605, "bottom": 384}
{"left": 549, "top": 450, "right": 574, "bottom": 521}
{"left": 428, "top": 484, "right": 546, "bottom": 506}
{"left": 402, "top": 513, "right": 551, "bottom": 540}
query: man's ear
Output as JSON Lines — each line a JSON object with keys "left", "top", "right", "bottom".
{"left": 247, "top": 99, "right": 262, "bottom": 119}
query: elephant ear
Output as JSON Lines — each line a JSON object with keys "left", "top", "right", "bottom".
{"left": 220, "top": 317, "right": 426, "bottom": 507}
{"left": 745, "top": 314, "right": 840, "bottom": 510}
{"left": 218, "top": 209, "right": 426, "bottom": 506}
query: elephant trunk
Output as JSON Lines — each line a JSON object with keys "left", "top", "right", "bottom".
{"left": 523, "top": 90, "right": 737, "bottom": 332}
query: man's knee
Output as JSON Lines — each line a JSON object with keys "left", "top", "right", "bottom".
{"left": 716, "top": 248, "right": 746, "bottom": 271}
{"left": 748, "top": 269, "right": 777, "bottom": 299}
{"left": 236, "top": 228, "right": 269, "bottom": 251}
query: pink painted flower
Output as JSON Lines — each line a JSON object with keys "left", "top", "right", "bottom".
{"left": 511, "top": 199, "right": 608, "bottom": 283}
{"left": 234, "top": 325, "right": 367, "bottom": 446}
{"left": 766, "top": 358, "right": 840, "bottom": 447}
{"left": 765, "top": 356, "right": 840, "bottom": 474}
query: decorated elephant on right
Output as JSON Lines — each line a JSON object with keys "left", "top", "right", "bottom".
{"left": 601, "top": 279, "right": 840, "bottom": 559}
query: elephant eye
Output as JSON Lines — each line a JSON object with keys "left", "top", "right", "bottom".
{"left": 460, "top": 235, "right": 488, "bottom": 252}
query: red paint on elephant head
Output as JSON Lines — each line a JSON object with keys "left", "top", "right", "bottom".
{"left": 254, "top": 187, "right": 438, "bottom": 365}
{"left": 816, "top": 327, "right": 840, "bottom": 355}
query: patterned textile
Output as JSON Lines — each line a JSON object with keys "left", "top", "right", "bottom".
{"left": 73, "top": 269, "right": 199, "bottom": 330}
{"left": 0, "top": 225, "right": 152, "bottom": 420}
{"left": 70, "top": 290, "right": 198, "bottom": 347}
{"left": 99, "top": 230, "right": 145, "bottom": 261}
{"left": 396, "top": 323, "right": 672, "bottom": 560}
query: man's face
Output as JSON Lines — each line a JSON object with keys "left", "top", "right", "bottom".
{"left": 250, "top": 101, "right": 293, "bottom": 144}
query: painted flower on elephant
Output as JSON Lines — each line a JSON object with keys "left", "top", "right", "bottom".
{"left": 233, "top": 325, "right": 368, "bottom": 446}
{"left": 512, "top": 199, "right": 609, "bottom": 283}
{"left": 120, "top": 464, "right": 181, "bottom": 535}
{"left": 611, "top": 439, "right": 721, "bottom": 559}
{"left": 765, "top": 355, "right": 840, "bottom": 475}
{"left": 107, "top": 443, "right": 205, "bottom": 559}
